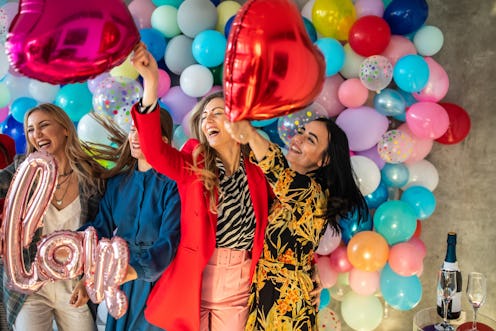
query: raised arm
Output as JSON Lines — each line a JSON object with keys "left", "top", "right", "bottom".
{"left": 131, "top": 41, "right": 158, "bottom": 108}
{"left": 224, "top": 120, "right": 270, "bottom": 161}
{"left": 130, "top": 43, "right": 194, "bottom": 181}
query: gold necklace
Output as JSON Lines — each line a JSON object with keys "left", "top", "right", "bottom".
{"left": 54, "top": 174, "right": 72, "bottom": 206}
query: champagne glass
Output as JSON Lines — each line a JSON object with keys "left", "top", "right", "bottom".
{"left": 466, "top": 272, "right": 487, "bottom": 331}
{"left": 435, "top": 270, "right": 458, "bottom": 331}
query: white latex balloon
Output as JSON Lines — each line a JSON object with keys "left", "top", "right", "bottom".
{"left": 351, "top": 155, "right": 381, "bottom": 196}
{"left": 402, "top": 159, "right": 439, "bottom": 191}
{"left": 179, "top": 64, "right": 213, "bottom": 97}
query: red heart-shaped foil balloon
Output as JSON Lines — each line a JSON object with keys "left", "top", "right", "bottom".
{"left": 224, "top": 0, "right": 326, "bottom": 121}
{"left": 5, "top": 0, "right": 140, "bottom": 84}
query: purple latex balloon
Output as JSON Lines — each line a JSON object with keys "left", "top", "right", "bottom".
{"left": 336, "top": 106, "right": 389, "bottom": 152}
{"left": 5, "top": 0, "right": 140, "bottom": 84}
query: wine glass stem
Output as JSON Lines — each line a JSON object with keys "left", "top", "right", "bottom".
{"left": 443, "top": 299, "right": 450, "bottom": 324}
{"left": 472, "top": 307, "right": 478, "bottom": 330}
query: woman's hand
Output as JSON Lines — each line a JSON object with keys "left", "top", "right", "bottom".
{"left": 70, "top": 280, "right": 89, "bottom": 307}
{"left": 131, "top": 42, "right": 158, "bottom": 106}
{"left": 224, "top": 120, "right": 255, "bottom": 144}
{"left": 310, "top": 265, "right": 323, "bottom": 312}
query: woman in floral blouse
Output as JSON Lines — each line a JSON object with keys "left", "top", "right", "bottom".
{"left": 226, "top": 117, "right": 368, "bottom": 331}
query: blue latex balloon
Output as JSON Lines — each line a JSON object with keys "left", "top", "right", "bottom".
{"left": 261, "top": 120, "right": 286, "bottom": 148}
{"left": 400, "top": 185, "right": 436, "bottom": 220}
{"left": 140, "top": 28, "right": 168, "bottom": 61}
{"left": 383, "top": 0, "right": 428, "bottom": 35}
{"left": 319, "top": 288, "right": 331, "bottom": 310}
{"left": 393, "top": 55, "right": 430, "bottom": 93}
{"left": 10, "top": 97, "right": 38, "bottom": 123}
{"left": 338, "top": 207, "right": 373, "bottom": 244}
{"left": 224, "top": 15, "right": 235, "bottom": 38}
{"left": 381, "top": 163, "right": 409, "bottom": 188}
{"left": 395, "top": 89, "right": 417, "bottom": 120}
{"left": 192, "top": 30, "right": 227, "bottom": 68}
{"left": 303, "top": 17, "right": 317, "bottom": 43}
{"left": 374, "top": 88, "right": 406, "bottom": 117}
{"left": 251, "top": 118, "right": 277, "bottom": 128}
{"left": 315, "top": 38, "right": 345, "bottom": 77}
{"left": 365, "top": 181, "right": 389, "bottom": 209}
{"left": 0, "top": 115, "right": 25, "bottom": 153}
{"left": 373, "top": 200, "right": 417, "bottom": 245}
{"left": 380, "top": 263, "right": 422, "bottom": 310}
{"left": 55, "top": 83, "right": 92, "bottom": 122}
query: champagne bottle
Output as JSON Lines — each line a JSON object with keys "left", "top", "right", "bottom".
{"left": 437, "top": 232, "right": 462, "bottom": 319}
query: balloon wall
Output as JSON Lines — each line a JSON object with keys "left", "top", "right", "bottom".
{"left": 0, "top": 0, "right": 471, "bottom": 329}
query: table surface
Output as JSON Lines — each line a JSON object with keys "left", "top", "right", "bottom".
{"left": 413, "top": 307, "right": 496, "bottom": 331}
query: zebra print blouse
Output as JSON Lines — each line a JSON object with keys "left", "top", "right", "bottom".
{"left": 215, "top": 157, "right": 256, "bottom": 250}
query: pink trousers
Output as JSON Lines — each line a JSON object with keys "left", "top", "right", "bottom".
{"left": 200, "top": 248, "right": 252, "bottom": 331}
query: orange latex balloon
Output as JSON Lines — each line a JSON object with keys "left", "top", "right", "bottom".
{"left": 312, "top": 0, "right": 356, "bottom": 41}
{"left": 347, "top": 231, "right": 389, "bottom": 272}
{"left": 224, "top": 0, "right": 325, "bottom": 121}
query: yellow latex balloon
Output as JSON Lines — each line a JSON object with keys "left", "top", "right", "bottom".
{"left": 216, "top": 1, "right": 241, "bottom": 33}
{"left": 110, "top": 55, "right": 139, "bottom": 80}
{"left": 312, "top": 0, "right": 356, "bottom": 41}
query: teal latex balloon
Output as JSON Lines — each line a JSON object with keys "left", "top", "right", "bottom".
{"left": 380, "top": 263, "right": 422, "bottom": 310}
{"left": 400, "top": 185, "right": 436, "bottom": 220}
{"left": 373, "top": 200, "right": 417, "bottom": 245}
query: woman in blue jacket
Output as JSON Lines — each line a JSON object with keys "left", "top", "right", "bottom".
{"left": 73, "top": 109, "right": 181, "bottom": 331}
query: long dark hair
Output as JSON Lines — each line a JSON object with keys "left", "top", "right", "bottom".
{"left": 313, "top": 117, "right": 368, "bottom": 233}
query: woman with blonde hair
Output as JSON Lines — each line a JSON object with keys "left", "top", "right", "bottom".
{"left": 0, "top": 103, "right": 108, "bottom": 331}
{"left": 129, "top": 42, "right": 272, "bottom": 331}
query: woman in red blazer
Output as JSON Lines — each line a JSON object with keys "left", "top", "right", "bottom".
{"left": 130, "top": 43, "right": 270, "bottom": 331}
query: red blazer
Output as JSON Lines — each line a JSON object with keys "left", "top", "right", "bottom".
{"left": 132, "top": 105, "right": 270, "bottom": 331}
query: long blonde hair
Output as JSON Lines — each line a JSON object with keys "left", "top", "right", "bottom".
{"left": 24, "top": 104, "right": 107, "bottom": 196}
{"left": 189, "top": 91, "right": 250, "bottom": 213}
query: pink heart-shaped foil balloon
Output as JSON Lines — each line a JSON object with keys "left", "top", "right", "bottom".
{"left": 224, "top": 0, "right": 325, "bottom": 122}
{"left": 5, "top": 0, "right": 140, "bottom": 84}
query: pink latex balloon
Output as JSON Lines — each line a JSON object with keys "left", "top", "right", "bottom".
{"left": 316, "top": 255, "right": 339, "bottom": 288}
{"left": 128, "top": 0, "right": 155, "bottom": 29}
{"left": 354, "top": 0, "right": 384, "bottom": 18}
{"left": 0, "top": 106, "right": 9, "bottom": 122}
{"left": 413, "top": 57, "right": 449, "bottom": 102}
{"left": 408, "top": 237, "right": 427, "bottom": 260}
{"left": 157, "top": 69, "right": 171, "bottom": 98}
{"left": 5, "top": 0, "right": 140, "bottom": 84}
{"left": 381, "top": 35, "right": 416, "bottom": 66}
{"left": 1, "top": 151, "right": 57, "bottom": 293}
{"left": 329, "top": 245, "right": 353, "bottom": 273}
{"left": 398, "top": 123, "right": 433, "bottom": 163}
{"left": 388, "top": 242, "right": 423, "bottom": 276}
{"left": 313, "top": 74, "right": 345, "bottom": 117}
{"left": 348, "top": 268, "right": 380, "bottom": 295}
{"left": 406, "top": 102, "right": 450, "bottom": 139}
{"left": 338, "top": 78, "right": 369, "bottom": 108}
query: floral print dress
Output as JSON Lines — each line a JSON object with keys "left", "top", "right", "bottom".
{"left": 246, "top": 144, "right": 328, "bottom": 331}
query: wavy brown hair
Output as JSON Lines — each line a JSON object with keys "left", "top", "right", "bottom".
{"left": 188, "top": 91, "right": 250, "bottom": 213}
{"left": 23, "top": 104, "right": 107, "bottom": 196}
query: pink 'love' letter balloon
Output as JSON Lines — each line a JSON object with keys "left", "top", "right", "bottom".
{"left": 5, "top": 0, "right": 139, "bottom": 84}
